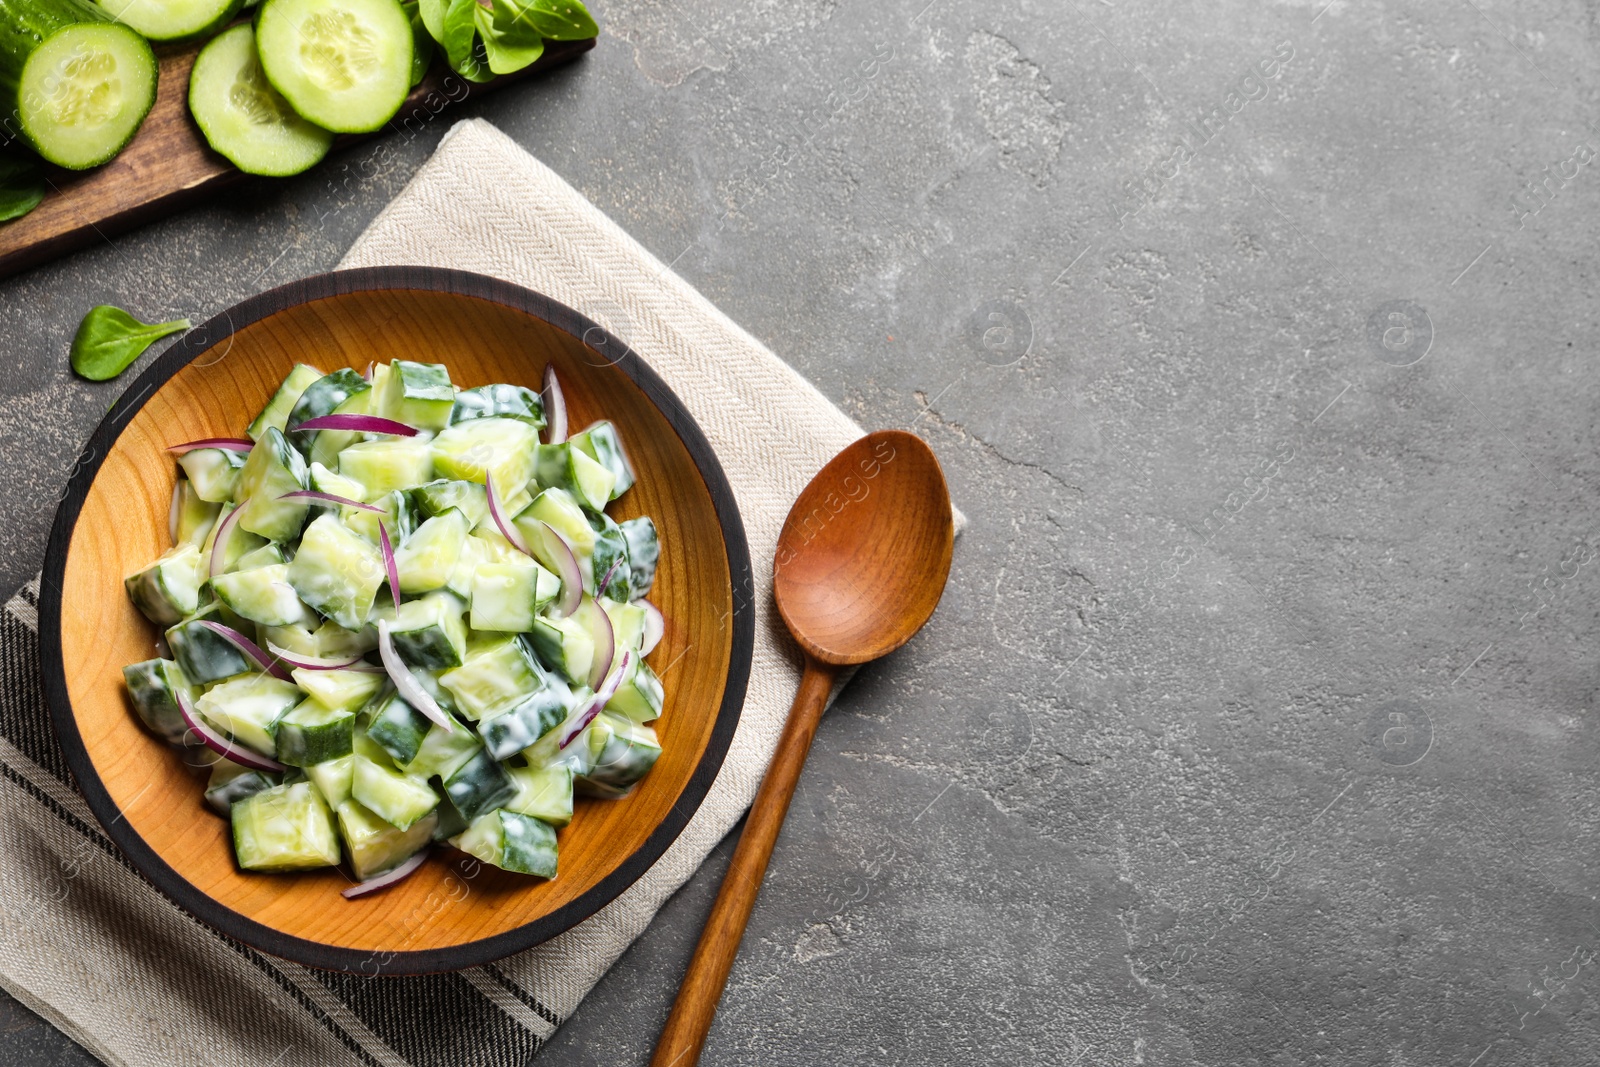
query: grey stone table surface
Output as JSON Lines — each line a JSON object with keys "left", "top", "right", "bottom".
{"left": 3, "top": 0, "right": 1598, "bottom": 1062}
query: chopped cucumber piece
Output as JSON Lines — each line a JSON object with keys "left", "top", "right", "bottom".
{"left": 232, "top": 542, "right": 287, "bottom": 571}
{"left": 5, "top": 4, "right": 158, "bottom": 170}
{"left": 178, "top": 446, "right": 247, "bottom": 503}
{"left": 363, "top": 688, "right": 432, "bottom": 766}
{"left": 351, "top": 755, "right": 438, "bottom": 831}
{"left": 202, "top": 502, "right": 268, "bottom": 576}
{"left": 438, "top": 635, "right": 550, "bottom": 720}
{"left": 338, "top": 799, "right": 435, "bottom": 880}
{"left": 256, "top": 0, "right": 413, "bottom": 135}
{"left": 441, "top": 748, "right": 516, "bottom": 822}
{"left": 534, "top": 442, "right": 615, "bottom": 511}
{"left": 287, "top": 513, "right": 384, "bottom": 630}
{"left": 189, "top": 23, "right": 333, "bottom": 178}
{"left": 289, "top": 667, "right": 383, "bottom": 713}
{"left": 451, "top": 383, "right": 545, "bottom": 428}
{"left": 274, "top": 699, "right": 356, "bottom": 766}
{"left": 431, "top": 417, "right": 539, "bottom": 490}
{"left": 526, "top": 613, "right": 594, "bottom": 685}
{"left": 196, "top": 674, "right": 302, "bottom": 757}
{"left": 606, "top": 655, "right": 664, "bottom": 723}
{"left": 602, "top": 597, "right": 647, "bottom": 652}
{"left": 173, "top": 479, "right": 222, "bottom": 548}
{"left": 210, "top": 563, "right": 314, "bottom": 627}
{"left": 123, "top": 658, "right": 194, "bottom": 745}
{"left": 587, "top": 510, "right": 631, "bottom": 600}
{"left": 232, "top": 781, "right": 340, "bottom": 871}
{"left": 235, "top": 427, "right": 310, "bottom": 542}
{"left": 451, "top": 809, "right": 558, "bottom": 878}
{"left": 248, "top": 363, "right": 323, "bottom": 441}
{"left": 125, "top": 543, "right": 203, "bottom": 625}
{"left": 401, "top": 715, "right": 481, "bottom": 780}
{"left": 339, "top": 437, "right": 435, "bottom": 498}
{"left": 579, "top": 713, "right": 661, "bottom": 797}
{"left": 386, "top": 592, "right": 467, "bottom": 670}
{"left": 286, "top": 367, "right": 371, "bottom": 467}
{"left": 570, "top": 421, "right": 634, "bottom": 500}
{"left": 619, "top": 517, "right": 658, "bottom": 600}
{"left": 516, "top": 487, "right": 595, "bottom": 582}
{"left": 478, "top": 683, "right": 567, "bottom": 760}
{"left": 205, "top": 758, "right": 279, "bottom": 815}
{"left": 305, "top": 753, "right": 354, "bottom": 808}
{"left": 411, "top": 478, "right": 489, "bottom": 528}
{"left": 98, "top": 0, "right": 242, "bottom": 42}
{"left": 504, "top": 763, "right": 573, "bottom": 827}
{"left": 470, "top": 557, "right": 559, "bottom": 633}
{"left": 344, "top": 488, "right": 417, "bottom": 546}
{"left": 394, "top": 508, "right": 468, "bottom": 594}
{"left": 166, "top": 610, "right": 253, "bottom": 684}
{"left": 376, "top": 359, "right": 454, "bottom": 430}
{"left": 309, "top": 460, "right": 366, "bottom": 503}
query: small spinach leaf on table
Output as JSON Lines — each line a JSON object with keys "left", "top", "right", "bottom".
{"left": 70, "top": 306, "right": 191, "bottom": 382}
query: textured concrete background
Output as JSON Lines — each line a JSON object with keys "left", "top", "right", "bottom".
{"left": 4, "top": 0, "right": 1600, "bottom": 1063}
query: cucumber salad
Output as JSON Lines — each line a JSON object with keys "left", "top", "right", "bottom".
{"left": 123, "top": 359, "right": 667, "bottom": 896}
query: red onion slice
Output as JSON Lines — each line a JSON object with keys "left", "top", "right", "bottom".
{"left": 572, "top": 597, "right": 615, "bottom": 689}
{"left": 197, "top": 620, "right": 293, "bottom": 680}
{"left": 376, "top": 620, "right": 454, "bottom": 732}
{"left": 167, "top": 438, "right": 253, "bottom": 454}
{"left": 558, "top": 651, "right": 630, "bottom": 750}
{"left": 176, "top": 689, "right": 288, "bottom": 772}
{"left": 207, "top": 506, "right": 243, "bottom": 581}
{"left": 379, "top": 522, "right": 401, "bottom": 611}
{"left": 168, "top": 481, "right": 182, "bottom": 543}
{"left": 525, "top": 519, "right": 583, "bottom": 618}
{"left": 277, "top": 490, "right": 384, "bottom": 513}
{"left": 295, "top": 414, "right": 419, "bottom": 436}
{"left": 485, "top": 473, "right": 532, "bottom": 556}
{"left": 543, "top": 365, "right": 567, "bottom": 444}
{"left": 639, "top": 600, "right": 665, "bottom": 656}
{"left": 595, "top": 558, "right": 622, "bottom": 600}
{"left": 342, "top": 849, "right": 429, "bottom": 899}
{"left": 265, "top": 643, "right": 381, "bottom": 672}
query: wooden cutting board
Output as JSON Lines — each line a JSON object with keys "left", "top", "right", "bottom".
{"left": 0, "top": 35, "right": 595, "bottom": 281}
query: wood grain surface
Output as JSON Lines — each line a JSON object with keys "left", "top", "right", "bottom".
{"left": 0, "top": 37, "right": 594, "bottom": 281}
{"left": 40, "top": 269, "right": 751, "bottom": 974}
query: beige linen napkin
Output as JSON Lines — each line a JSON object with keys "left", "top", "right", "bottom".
{"left": 0, "top": 118, "right": 956, "bottom": 1067}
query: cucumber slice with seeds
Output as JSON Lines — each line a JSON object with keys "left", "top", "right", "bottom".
{"left": 189, "top": 24, "right": 333, "bottom": 178}
{"left": 256, "top": 0, "right": 413, "bottom": 135}
{"left": 98, "top": 0, "right": 243, "bottom": 42}
{"left": 2, "top": 0, "right": 158, "bottom": 170}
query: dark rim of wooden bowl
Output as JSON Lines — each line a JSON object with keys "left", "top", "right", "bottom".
{"left": 38, "top": 266, "right": 754, "bottom": 975}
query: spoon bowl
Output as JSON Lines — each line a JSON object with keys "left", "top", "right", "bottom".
{"left": 773, "top": 431, "right": 955, "bottom": 665}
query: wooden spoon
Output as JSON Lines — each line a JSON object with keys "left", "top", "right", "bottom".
{"left": 650, "top": 430, "right": 955, "bottom": 1067}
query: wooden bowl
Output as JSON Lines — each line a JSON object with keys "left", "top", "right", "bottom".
{"left": 39, "top": 268, "right": 753, "bottom": 975}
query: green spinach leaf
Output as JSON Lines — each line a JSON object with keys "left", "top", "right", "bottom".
{"left": 0, "top": 150, "right": 46, "bottom": 224}
{"left": 521, "top": 0, "right": 597, "bottom": 41}
{"left": 70, "top": 306, "right": 191, "bottom": 382}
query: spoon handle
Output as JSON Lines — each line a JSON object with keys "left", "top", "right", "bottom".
{"left": 650, "top": 657, "right": 840, "bottom": 1067}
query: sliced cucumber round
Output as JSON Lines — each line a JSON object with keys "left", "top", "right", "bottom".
{"left": 97, "top": 0, "right": 243, "bottom": 42}
{"left": 189, "top": 23, "right": 333, "bottom": 177}
{"left": 6, "top": 9, "right": 158, "bottom": 170}
{"left": 255, "top": 0, "right": 412, "bottom": 135}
